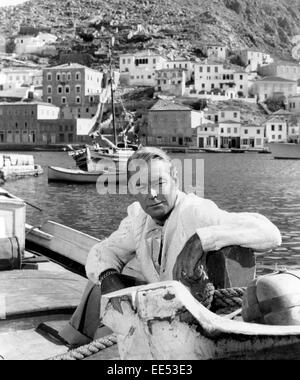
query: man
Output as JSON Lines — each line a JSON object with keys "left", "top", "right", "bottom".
{"left": 60, "top": 147, "right": 282, "bottom": 345}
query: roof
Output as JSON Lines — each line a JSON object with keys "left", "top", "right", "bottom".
{"left": 272, "top": 109, "right": 292, "bottom": 116}
{"left": 219, "top": 121, "right": 241, "bottom": 124}
{"left": 0, "top": 100, "right": 58, "bottom": 108}
{"left": 149, "top": 99, "right": 192, "bottom": 112}
{"left": 156, "top": 68, "right": 186, "bottom": 73}
{"left": 266, "top": 116, "right": 288, "bottom": 123}
{"left": 256, "top": 76, "right": 297, "bottom": 83}
{"left": 274, "top": 60, "right": 300, "bottom": 67}
{"left": 45, "top": 63, "right": 96, "bottom": 71}
{"left": 241, "top": 48, "right": 268, "bottom": 54}
{"left": 120, "top": 50, "right": 164, "bottom": 58}
{"left": 196, "top": 60, "right": 224, "bottom": 66}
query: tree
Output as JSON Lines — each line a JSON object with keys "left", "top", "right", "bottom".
{"left": 265, "top": 95, "right": 286, "bottom": 113}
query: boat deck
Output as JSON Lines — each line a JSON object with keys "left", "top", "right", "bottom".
{"left": 0, "top": 257, "right": 119, "bottom": 360}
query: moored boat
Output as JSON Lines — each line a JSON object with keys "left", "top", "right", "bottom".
{"left": 48, "top": 166, "right": 128, "bottom": 184}
{"left": 268, "top": 142, "right": 300, "bottom": 159}
{"left": 0, "top": 154, "right": 43, "bottom": 182}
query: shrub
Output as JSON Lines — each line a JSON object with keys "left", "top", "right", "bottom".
{"left": 223, "top": 0, "right": 242, "bottom": 14}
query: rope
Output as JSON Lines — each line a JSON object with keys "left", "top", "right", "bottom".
{"left": 47, "top": 334, "right": 117, "bottom": 361}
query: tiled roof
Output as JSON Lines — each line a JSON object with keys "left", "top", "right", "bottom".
{"left": 150, "top": 99, "right": 192, "bottom": 112}
{"left": 219, "top": 120, "right": 241, "bottom": 124}
{"left": 272, "top": 109, "right": 292, "bottom": 115}
{"left": 256, "top": 76, "right": 297, "bottom": 83}
{"left": 46, "top": 63, "right": 90, "bottom": 70}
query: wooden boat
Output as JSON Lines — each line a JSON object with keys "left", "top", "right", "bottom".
{"left": 231, "top": 148, "right": 246, "bottom": 153}
{"left": 48, "top": 166, "right": 128, "bottom": 185}
{"left": 101, "top": 281, "right": 300, "bottom": 360}
{"left": 268, "top": 142, "right": 300, "bottom": 160}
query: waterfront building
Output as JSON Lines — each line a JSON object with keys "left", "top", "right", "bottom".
{"left": 218, "top": 107, "right": 242, "bottom": 149}
{"left": 119, "top": 50, "right": 167, "bottom": 86}
{"left": 196, "top": 123, "right": 219, "bottom": 148}
{"left": 155, "top": 69, "right": 186, "bottom": 96}
{"left": 238, "top": 49, "right": 273, "bottom": 72}
{"left": 258, "top": 60, "right": 300, "bottom": 81}
{"left": 42, "top": 63, "right": 105, "bottom": 118}
{"left": 265, "top": 116, "right": 288, "bottom": 143}
{"left": 240, "top": 124, "right": 265, "bottom": 149}
{"left": 251, "top": 76, "right": 297, "bottom": 101}
{"left": 0, "top": 101, "right": 60, "bottom": 144}
{"left": 38, "top": 119, "right": 90, "bottom": 144}
{"left": 146, "top": 99, "right": 202, "bottom": 146}
{"left": 14, "top": 32, "right": 57, "bottom": 55}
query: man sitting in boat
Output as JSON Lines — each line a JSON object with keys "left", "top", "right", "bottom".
{"left": 60, "top": 147, "right": 282, "bottom": 346}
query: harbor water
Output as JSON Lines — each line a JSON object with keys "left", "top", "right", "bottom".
{"left": 2, "top": 151, "right": 300, "bottom": 275}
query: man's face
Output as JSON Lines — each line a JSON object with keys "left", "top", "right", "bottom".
{"left": 129, "top": 159, "right": 178, "bottom": 221}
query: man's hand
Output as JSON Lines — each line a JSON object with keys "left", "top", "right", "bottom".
{"left": 173, "top": 233, "right": 205, "bottom": 285}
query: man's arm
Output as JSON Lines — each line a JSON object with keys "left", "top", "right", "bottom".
{"left": 193, "top": 200, "right": 282, "bottom": 253}
{"left": 85, "top": 215, "right": 136, "bottom": 284}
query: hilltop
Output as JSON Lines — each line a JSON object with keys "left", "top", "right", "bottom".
{"left": 0, "top": 0, "right": 300, "bottom": 66}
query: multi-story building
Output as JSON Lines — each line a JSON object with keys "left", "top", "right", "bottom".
{"left": 204, "top": 43, "right": 227, "bottom": 61}
{"left": 240, "top": 124, "right": 265, "bottom": 149}
{"left": 119, "top": 50, "right": 167, "bottom": 86}
{"left": 146, "top": 99, "right": 202, "bottom": 146}
{"left": 258, "top": 60, "right": 300, "bottom": 81}
{"left": 218, "top": 108, "right": 242, "bottom": 149}
{"left": 251, "top": 76, "right": 297, "bottom": 101}
{"left": 164, "top": 58, "right": 195, "bottom": 81}
{"left": 43, "top": 63, "right": 105, "bottom": 119}
{"left": 196, "top": 123, "right": 219, "bottom": 148}
{"left": 265, "top": 116, "right": 288, "bottom": 143}
{"left": 155, "top": 69, "right": 186, "bottom": 96}
{"left": 238, "top": 49, "right": 273, "bottom": 72}
{"left": 194, "top": 61, "right": 236, "bottom": 93}
{"left": 0, "top": 101, "right": 60, "bottom": 144}
{"left": 14, "top": 32, "right": 57, "bottom": 55}
{"left": 0, "top": 68, "right": 42, "bottom": 91}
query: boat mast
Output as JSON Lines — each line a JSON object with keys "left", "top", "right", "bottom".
{"left": 109, "top": 36, "right": 117, "bottom": 147}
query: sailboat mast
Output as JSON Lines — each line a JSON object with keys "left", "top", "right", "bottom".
{"left": 109, "top": 37, "right": 117, "bottom": 146}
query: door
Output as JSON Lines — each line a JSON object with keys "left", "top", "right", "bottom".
{"left": 198, "top": 137, "right": 204, "bottom": 148}
{"left": 178, "top": 137, "right": 183, "bottom": 146}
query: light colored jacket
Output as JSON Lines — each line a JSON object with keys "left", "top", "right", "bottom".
{"left": 85, "top": 191, "right": 282, "bottom": 284}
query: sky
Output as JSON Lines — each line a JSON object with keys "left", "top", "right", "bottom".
{"left": 0, "top": 0, "right": 30, "bottom": 7}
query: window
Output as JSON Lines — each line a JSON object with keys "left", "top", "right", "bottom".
{"left": 221, "top": 112, "right": 225, "bottom": 118}
{"left": 57, "top": 85, "right": 63, "bottom": 94}
{"left": 234, "top": 128, "right": 238, "bottom": 134}
{"left": 47, "top": 97, "right": 52, "bottom": 104}
{"left": 86, "top": 108, "right": 89, "bottom": 113}
{"left": 65, "top": 85, "right": 70, "bottom": 94}
{"left": 244, "top": 129, "right": 248, "bottom": 134}
{"left": 199, "top": 66, "right": 203, "bottom": 73}
{"left": 221, "top": 128, "right": 224, "bottom": 133}
{"left": 278, "top": 125, "right": 282, "bottom": 131}
{"left": 75, "top": 72, "right": 81, "bottom": 81}
{"left": 61, "top": 97, "right": 66, "bottom": 104}
{"left": 240, "top": 75, "right": 243, "bottom": 80}
{"left": 153, "top": 58, "right": 156, "bottom": 64}
{"left": 278, "top": 135, "right": 282, "bottom": 140}
{"left": 47, "top": 85, "right": 52, "bottom": 94}
{"left": 172, "top": 137, "right": 177, "bottom": 142}
{"left": 256, "top": 138, "right": 262, "bottom": 146}
{"left": 271, "top": 125, "right": 275, "bottom": 131}
{"left": 215, "top": 67, "right": 218, "bottom": 73}
{"left": 233, "top": 112, "right": 238, "bottom": 118}
{"left": 242, "top": 139, "right": 248, "bottom": 145}
{"left": 272, "top": 135, "right": 275, "bottom": 140}
{"left": 257, "top": 129, "right": 261, "bottom": 134}
{"left": 122, "top": 59, "right": 126, "bottom": 64}
{"left": 76, "top": 85, "right": 81, "bottom": 94}
{"left": 67, "top": 72, "right": 71, "bottom": 81}
{"left": 47, "top": 73, "right": 52, "bottom": 81}
{"left": 56, "top": 73, "right": 61, "bottom": 81}
{"left": 76, "top": 96, "right": 81, "bottom": 104}
{"left": 207, "top": 67, "right": 211, "bottom": 73}
{"left": 227, "top": 128, "right": 231, "bottom": 133}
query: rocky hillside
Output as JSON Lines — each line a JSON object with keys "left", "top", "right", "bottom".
{"left": 1, "top": 0, "right": 300, "bottom": 64}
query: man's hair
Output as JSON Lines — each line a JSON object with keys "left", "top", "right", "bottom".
{"left": 127, "top": 147, "right": 175, "bottom": 179}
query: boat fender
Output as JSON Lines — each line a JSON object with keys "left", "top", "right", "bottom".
{"left": 0, "top": 237, "right": 21, "bottom": 271}
{"left": 242, "top": 270, "right": 300, "bottom": 325}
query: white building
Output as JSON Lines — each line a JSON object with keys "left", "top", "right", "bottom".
{"left": 119, "top": 51, "right": 167, "bottom": 86}
{"left": 196, "top": 123, "right": 219, "bottom": 148}
{"left": 265, "top": 116, "right": 288, "bottom": 143}
{"left": 238, "top": 49, "right": 273, "bottom": 72}
{"left": 0, "top": 68, "right": 43, "bottom": 91}
{"left": 251, "top": 76, "right": 297, "bottom": 101}
{"left": 15, "top": 32, "right": 57, "bottom": 55}
{"left": 164, "top": 58, "right": 194, "bottom": 81}
{"left": 194, "top": 61, "right": 236, "bottom": 93}
{"left": 240, "top": 124, "right": 265, "bottom": 149}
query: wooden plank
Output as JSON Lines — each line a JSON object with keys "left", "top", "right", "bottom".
{"left": 0, "top": 270, "right": 87, "bottom": 318}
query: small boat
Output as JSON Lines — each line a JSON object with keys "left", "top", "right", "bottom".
{"left": 268, "top": 142, "right": 300, "bottom": 160}
{"left": 202, "top": 148, "right": 231, "bottom": 153}
{"left": 48, "top": 166, "right": 128, "bottom": 184}
{"left": 0, "top": 154, "right": 43, "bottom": 182}
{"left": 231, "top": 148, "right": 246, "bottom": 153}
{"left": 101, "top": 281, "right": 300, "bottom": 360}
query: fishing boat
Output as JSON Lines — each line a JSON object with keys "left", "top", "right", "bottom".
{"left": 268, "top": 142, "right": 300, "bottom": 160}
{"left": 0, "top": 154, "right": 43, "bottom": 182}
{"left": 48, "top": 166, "right": 128, "bottom": 185}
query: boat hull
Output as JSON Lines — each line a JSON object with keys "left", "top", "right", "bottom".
{"left": 268, "top": 143, "right": 300, "bottom": 159}
{"left": 102, "top": 281, "right": 300, "bottom": 360}
{"left": 48, "top": 166, "right": 128, "bottom": 184}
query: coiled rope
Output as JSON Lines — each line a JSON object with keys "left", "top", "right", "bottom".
{"left": 47, "top": 334, "right": 117, "bottom": 361}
